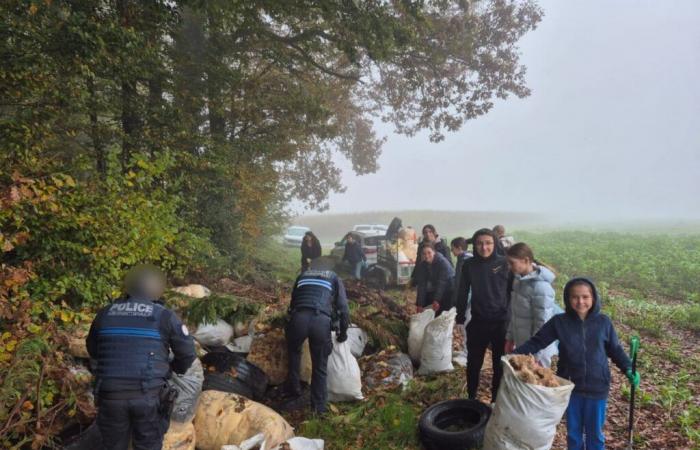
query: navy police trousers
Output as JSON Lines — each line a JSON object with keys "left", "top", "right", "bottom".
{"left": 285, "top": 309, "right": 333, "bottom": 413}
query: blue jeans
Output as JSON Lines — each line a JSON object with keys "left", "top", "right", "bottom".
{"left": 353, "top": 261, "right": 365, "bottom": 280}
{"left": 566, "top": 392, "right": 607, "bottom": 450}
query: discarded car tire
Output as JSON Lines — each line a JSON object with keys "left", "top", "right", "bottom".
{"left": 200, "top": 351, "right": 268, "bottom": 400}
{"left": 418, "top": 399, "right": 491, "bottom": 450}
{"left": 62, "top": 422, "right": 103, "bottom": 450}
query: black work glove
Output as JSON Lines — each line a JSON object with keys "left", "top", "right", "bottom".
{"left": 336, "top": 330, "right": 348, "bottom": 343}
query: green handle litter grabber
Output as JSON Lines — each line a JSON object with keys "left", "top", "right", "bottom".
{"left": 626, "top": 335, "right": 640, "bottom": 450}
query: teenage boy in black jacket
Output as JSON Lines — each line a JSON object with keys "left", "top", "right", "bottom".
{"left": 456, "top": 228, "right": 510, "bottom": 401}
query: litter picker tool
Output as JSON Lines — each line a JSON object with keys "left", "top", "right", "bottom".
{"left": 626, "top": 335, "right": 640, "bottom": 450}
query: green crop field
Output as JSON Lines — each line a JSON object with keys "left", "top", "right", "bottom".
{"left": 270, "top": 226, "right": 700, "bottom": 449}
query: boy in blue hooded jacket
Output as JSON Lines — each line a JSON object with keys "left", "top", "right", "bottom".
{"left": 513, "top": 278, "right": 640, "bottom": 450}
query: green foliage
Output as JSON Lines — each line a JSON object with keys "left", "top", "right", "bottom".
{"left": 179, "top": 293, "right": 261, "bottom": 328}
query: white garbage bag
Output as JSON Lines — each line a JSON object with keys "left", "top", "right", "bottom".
{"left": 408, "top": 309, "right": 435, "bottom": 364}
{"left": 172, "top": 284, "right": 211, "bottom": 298}
{"left": 416, "top": 308, "right": 456, "bottom": 375}
{"left": 222, "top": 436, "right": 324, "bottom": 450}
{"left": 272, "top": 438, "right": 324, "bottom": 450}
{"left": 169, "top": 358, "right": 204, "bottom": 423}
{"left": 327, "top": 333, "right": 363, "bottom": 401}
{"left": 193, "top": 319, "right": 234, "bottom": 347}
{"left": 483, "top": 356, "right": 575, "bottom": 450}
{"left": 226, "top": 335, "right": 254, "bottom": 354}
{"left": 346, "top": 325, "right": 368, "bottom": 358}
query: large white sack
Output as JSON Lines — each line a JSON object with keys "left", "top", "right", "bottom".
{"left": 408, "top": 309, "right": 435, "bottom": 363}
{"left": 416, "top": 308, "right": 456, "bottom": 375}
{"left": 172, "top": 284, "right": 211, "bottom": 298}
{"left": 193, "top": 319, "right": 234, "bottom": 347}
{"left": 346, "top": 325, "right": 368, "bottom": 358}
{"left": 169, "top": 358, "right": 204, "bottom": 423}
{"left": 483, "top": 356, "right": 574, "bottom": 450}
{"left": 327, "top": 333, "right": 363, "bottom": 402}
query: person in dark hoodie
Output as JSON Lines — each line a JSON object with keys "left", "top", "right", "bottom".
{"left": 342, "top": 233, "right": 366, "bottom": 280}
{"left": 456, "top": 228, "right": 510, "bottom": 401}
{"left": 414, "top": 242, "right": 455, "bottom": 315}
{"left": 300, "top": 231, "right": 322, "bottom": 272}
{"left": 410, "top": 224, "right": 452, "bottom": 285}
{"left": 512, "top": 278, "right": 640, "bottom": 450}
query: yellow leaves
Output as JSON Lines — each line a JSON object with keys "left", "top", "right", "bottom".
{"left": 22, "top": 400, "right": 34, "bottom": 411}
{"left": 5, "top": 340, "right": 17, "bottom": 352}
{"left": 329, "top": 403, "right": 340, "bottom": 414}
{"left": 27, "top": 324, "right": 42, "bottom": 334}
{"left": 59, "top": 310, "right": 74, "bottom": 323}
{"left": 28, "top": 4, "right": 38, "bottom": 15}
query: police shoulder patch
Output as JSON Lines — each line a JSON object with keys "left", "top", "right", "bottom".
{"left": 181, "top": 324, "right": 189, "bottom": 336}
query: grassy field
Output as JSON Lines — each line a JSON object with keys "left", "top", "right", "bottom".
{"left": 265, "top": 228, "right": 700, "bottom": 449}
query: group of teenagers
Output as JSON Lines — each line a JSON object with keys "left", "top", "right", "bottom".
{"left": 297, "top": 224, "right": 641, "bottom": 449}
{"left": 411, "top": 224, "right": 640, "bottom": 450}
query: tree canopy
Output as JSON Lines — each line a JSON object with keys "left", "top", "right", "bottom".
{"left": 1, "top": 0, "right": 542, "bottom": 305}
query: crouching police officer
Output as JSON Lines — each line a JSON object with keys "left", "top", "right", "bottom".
{"left": 285, "top": 257, "right": 349, "bottom": 414}
{"left": 86, "top": 265, "right": 196, "bottom": 450}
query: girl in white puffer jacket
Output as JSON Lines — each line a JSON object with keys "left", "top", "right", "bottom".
{"left": 505, "top": 242, "right": 560, "bottom": 367}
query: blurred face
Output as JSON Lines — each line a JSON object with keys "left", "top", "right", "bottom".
{"left": 346, "top": 235, "right": 354, "bottom": 244}
{"left": 422, "top": 247, "right": 436, "bottom": 264}
{"left": 423, "top": 228, "right": 436, "bottom": 242}
{"left": 475, "top": 235, "right": 495, "bottom": 258}
{"left": 507, "top": 257, "right": 532, "bottom": 276}
{"left": 304, "top": 235, "right": 312, "bottom": 244}
{"left": 451, "top": 245, "right": 462, "bottom": 257}
{"left": 569, "top": 284, "right": 594, "bottom": 320}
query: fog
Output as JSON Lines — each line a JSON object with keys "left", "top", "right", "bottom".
{"left": 315, "top": 0, "right": 700, "bottom": 223}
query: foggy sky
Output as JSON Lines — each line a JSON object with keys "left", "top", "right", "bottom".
{"left": 320, "top": 0, "right": 700, "bottom": 220}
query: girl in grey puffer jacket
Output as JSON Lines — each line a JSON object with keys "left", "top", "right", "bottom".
{"left": 505, "top": 243, "right": 560, "bottom": 367}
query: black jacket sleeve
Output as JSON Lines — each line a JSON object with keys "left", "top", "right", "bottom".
{"left": 334, "top": 277, "right": 350, "bottom": 334}
{"left": 605, "top": 319, "right": 632, "bottom": 373}
{"left": 456, "top": 261, "right": 472, "bottom": 324}
{"left": 163, "top": 309, "right": 196, "bottom": 375}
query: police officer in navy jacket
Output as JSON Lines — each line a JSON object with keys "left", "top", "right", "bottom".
{"left": 285, "top": 257, "right": 349, "bottom": 414}
{"left": 86, "top": 265, "right": 195, "bottom": 450}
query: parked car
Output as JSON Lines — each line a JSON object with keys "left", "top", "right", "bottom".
{"left": 283, "top": 226, "right": 311, "bottom": 246}
{"left": 352, "top": 224, "right": 388, "bottom": 236}
{"left": 330, "top": 231, "right": 381, "bottom": 266}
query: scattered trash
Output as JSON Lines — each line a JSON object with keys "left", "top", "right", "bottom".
{"left": 327, "top": 333, "right": 364, "bottom": 402}
{"left": 193, "top": 319, "right": 234, "bottom": 347}
{"left": 272, "top": 437, "right": 325, "bottom": 450}
{"left": 360, "top": 347, "right": 413, "bottom": 391}
{"left": 246, "top": 329, "right": 312, "bottom": 386}
{"left": 483, "top": 356, "right": 574, "bottom": 450}
{"left": 227, "top": 335, "right": 254, "bottom": 354}
{"left": 172, "top": 284, "right": 211, "bottom": 298}
{"left": 169, "top": 358, "right": 204, "bottom": 422}
{"left": 193, "top": 390, "right": 294, "bottom": 450}
{"left": 408, "top": 309, "right": 435, "bottom": 364}
{"left": 417, "top": 308, "right": 457, "bottom": 375}
{"left": 201, "top": 350, "right": 269, "bottom": 401}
